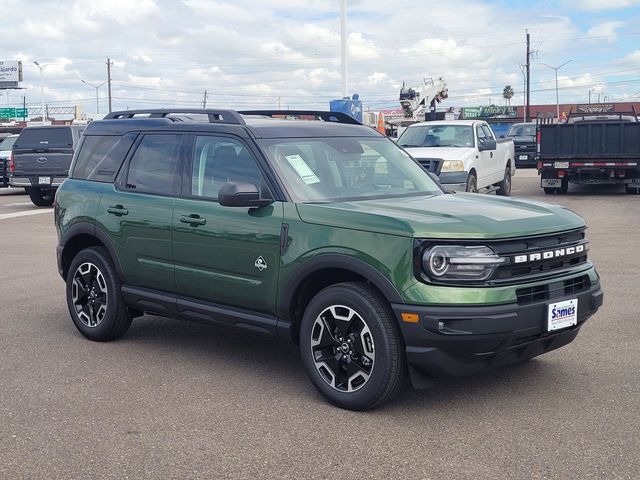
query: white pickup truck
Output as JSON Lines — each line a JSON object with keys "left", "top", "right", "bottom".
{"left": 397, "top": 120, "right": 516, "bottom": 195}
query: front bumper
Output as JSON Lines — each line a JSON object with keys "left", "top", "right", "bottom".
{"left": 438, "top": 171, "right": 468, "bottom": 192}
{"left": 10, "top": 176, "right": 66, "bottom": 188}
{"left": 392, "top": 280, "right": 603, "bottom": 380}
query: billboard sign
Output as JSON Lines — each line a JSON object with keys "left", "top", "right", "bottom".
{"left": 0, "top": 60, "right": 23, "bottom": 89}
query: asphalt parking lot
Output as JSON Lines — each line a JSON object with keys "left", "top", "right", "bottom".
{"left": 1, "top": 170, "right": 638, "bottom": 479}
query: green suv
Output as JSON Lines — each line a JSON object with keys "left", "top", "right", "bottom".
{"left": 55, "top": 109, "right": 603, "bottom": 410}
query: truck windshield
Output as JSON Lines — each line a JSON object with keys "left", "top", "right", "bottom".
{"left": 507, "top": 125, "right": 535, "bottom": 136}
{"left": 260, "top": 137, "right": 442, "bottom": 203}
{"left": 397, "top": 125, "right": 474, "bottom": 148}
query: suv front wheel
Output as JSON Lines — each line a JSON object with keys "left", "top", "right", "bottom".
{"left": 299, "top": 282, "right": 405, "bottom": 410}
{"left": 66, "top": 246, "right": 132, "bottom": 341}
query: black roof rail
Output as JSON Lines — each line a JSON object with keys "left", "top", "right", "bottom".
{"left": 238, "top": 110, "right": 361, "bottom": 125}
{"left": 103, "top": 109, "right": 246, "bottom": 125}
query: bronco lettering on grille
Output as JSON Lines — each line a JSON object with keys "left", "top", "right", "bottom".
{"left": 513, "top": 244, "right": 585, "bottom": 264}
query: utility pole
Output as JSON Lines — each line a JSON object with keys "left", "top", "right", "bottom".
{"left": 525, "top": 30, "right": 530, "bottom": 122}
{"left": 33, "top": 61, "right": 45, "bottom": 125}
{"left": 106, "top": 58, "right": 113, "bottom": 113}
{"left": 22, "top": 96, "right": 26, "bottom": 121}
{"left": 202, "top": 90, "right": 208, "bottom": 109}
{"left": 340, "top": 0, "right": 348, "bottom": 97}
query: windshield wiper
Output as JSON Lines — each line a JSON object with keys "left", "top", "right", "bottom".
{"left": 398, "top": 144, "right": 423, "bottom": 148}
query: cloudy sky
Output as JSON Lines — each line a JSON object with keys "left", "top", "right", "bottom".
{"left": 2, "top": 0, "right": 640, "bottom": 118}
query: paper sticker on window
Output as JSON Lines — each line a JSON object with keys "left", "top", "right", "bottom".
{"left": 285, "top": 154, "right": 320, "bottom": 184}
{"left": 404, "top": 180, "right": 414, "bottom": 189}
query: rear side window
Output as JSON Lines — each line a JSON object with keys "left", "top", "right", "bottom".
{"left": 72, "top": 134, "right": 135, "bottom": 182}
{"left": 125, "top": 134, "right": 183, "bottom": 195}
{"left": 15, "top": 128, "right": 73, "bottom": 149}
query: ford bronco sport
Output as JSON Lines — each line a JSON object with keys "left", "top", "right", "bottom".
{"left": 55, "top": 109, "right": 603, "bottom": 410}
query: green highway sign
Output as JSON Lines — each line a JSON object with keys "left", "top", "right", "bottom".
{"left": 0, "top": 107, "right": 27, "bottom": 118}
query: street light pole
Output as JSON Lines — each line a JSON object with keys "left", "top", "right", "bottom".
{"left": 81, "top": 79, "right": 106, "bottom": 115}
{"left": 33, "top": 61, "right": 45, "bottom": 125}
{"left": 540, "top": 60, "right": 572, "bottom": 120}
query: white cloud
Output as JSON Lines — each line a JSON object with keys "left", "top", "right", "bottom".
{"left": 587, "top": 21, "right": 625, "bottom": 42}
{"left": 562, "top": 0, "right": 640, "bottom": 10}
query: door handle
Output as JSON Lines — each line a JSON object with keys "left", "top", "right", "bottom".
{"left": 179, "top": 214, "right": 206, "bottom": 226}
{"left": 107, "top": 205, "right": 128, "bottom": 216}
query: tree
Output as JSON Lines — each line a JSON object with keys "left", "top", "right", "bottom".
{"left": 503, "top": 85, "right": 514, "bottom": 107}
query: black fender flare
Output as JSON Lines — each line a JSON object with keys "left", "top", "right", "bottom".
{"left": 59, "top": 222, "right": 125, "bottom": 280}
{"left": 276, "top": 254, "right": 404, "bottom": 321}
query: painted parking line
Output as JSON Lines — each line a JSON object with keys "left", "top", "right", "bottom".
{"left": 4, "top": 202, "right": 34, "bottom": 207}
{"left": 0, "top": 209, "right": 53, "bottom": 220}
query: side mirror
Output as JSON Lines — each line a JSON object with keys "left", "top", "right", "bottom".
{"left": 478, "top": 138, "right": 497, "bottom": 151}
{"left": 218, "top": 182, "right": 273, "bottom": 208}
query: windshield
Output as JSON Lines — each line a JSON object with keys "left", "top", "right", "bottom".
{"left": 0, "top": 135, "right": 17, "bottom": 151}
{"left": 507, "top": 124, "right": 536, "bottom": 136}
{"left": 260, "top": 137, "right": 442, "bottom": 203}
{"left": 397, "top": 125, "right": 474, "bottom": 148}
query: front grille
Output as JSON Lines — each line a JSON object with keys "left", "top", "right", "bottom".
{"left": 516, "top": 284, "right": 548, "bottom": 305}
{"left": 415, "top": 158, "right": 443, "bottom": 174}
{"left": 516, "top": 275, "right": 591, "bottom": 305}
{"left": 491, "top": 228, "right": 589, "bottom": 284}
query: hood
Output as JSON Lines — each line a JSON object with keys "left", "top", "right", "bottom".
{"left": 403, "top": 146, "right": 473, "bottom": 161}
{"left": 296, "top": 193, "right": 585, "bottom": 239}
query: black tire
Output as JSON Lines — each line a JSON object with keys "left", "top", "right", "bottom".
{"left": 496, "top": 166, "right": 512, "bottom": 196}
{"left": 27, "top": 186, "right": 55, "bottom": 207}
{"left": 465, "top": 172, "right": 478, "bottom": 193}
{"left": 557, "top": 178, "right": 569, "bottom": 194}
{"left": 543, "top": 187, "right": 555, "bottom": 194}
{"left": 299, "top": 282, "right": 405, "bottom": 411}
{"left": 625, "top": 185, "right": 640, "bottom": 194}
{"left": 66, "top": 246, "right": 132, "bottom": 342}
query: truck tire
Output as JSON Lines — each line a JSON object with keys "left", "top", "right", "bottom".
{"left": 557, "top": 178, "right": 569, "bottom": 194}
{"left": 299, "top": 282, "right": 405, "bottom": 411}
{"left": 26, "top": 186, "right": 55, "bottom": 207}
{"left": 543, "top": 187, "right": 555, "bottom": 194}
{"left": 496, "top": 167, "right": 512, "bottom": 196}
{"left": 465, "top": 172, "right": 478, "bottom": 193}
{"left": 66, "top": 246, "right": 133, "bottom": 342}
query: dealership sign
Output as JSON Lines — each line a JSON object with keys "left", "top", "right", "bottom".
{"left": 462, "top": 106, "right": 517, "bottom": 119}
{"left": 576, "top": 103, "right": 614, "bottom": 114}
{"left": 0, "top": 60, "right": 23, "bottom": 89}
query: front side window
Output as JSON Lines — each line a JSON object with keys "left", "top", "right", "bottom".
{"left": 190, "top": 136, "right": 266, "bottom": 199}
{"left": 397, "top": 125, "right": 474, "bottom": 148}
{"left": 261, "top": 137, "right": 442, "bottom": 203}
{"left": 125, "top": 134, "right": 182, "bottom": 195}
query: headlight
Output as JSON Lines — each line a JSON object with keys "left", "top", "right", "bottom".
{"left": 440, "top": 160, "right": 464, "bottom": 172}
{"left": 422, "top": 245, "right": 506, "bottom": 282}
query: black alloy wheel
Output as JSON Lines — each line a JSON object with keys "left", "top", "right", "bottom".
{"left": 71, "top": 262, "right": 108, "bottom": 328}
{"left": 309, "top": 304, "right": 376, "bottom": 393}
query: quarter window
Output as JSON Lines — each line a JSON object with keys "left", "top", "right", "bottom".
{"left": 72, "top": 134, "right": 135, "bottom": 182}
{"left": 126, "top": 134, "right": 183, "bottom": 195}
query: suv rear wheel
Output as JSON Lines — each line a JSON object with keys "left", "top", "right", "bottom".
{"left": 299, "top": 282, "right": 405, "bottom": 410}
{"left": 66, "top": 246, "right": 132, "bottom": 341}
{"left": 26, "top": 186, "right": 55, "bottom": 207}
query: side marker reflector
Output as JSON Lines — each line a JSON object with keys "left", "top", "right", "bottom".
{"left": 401, "top": 313, "right": 420, "bottom": 323}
